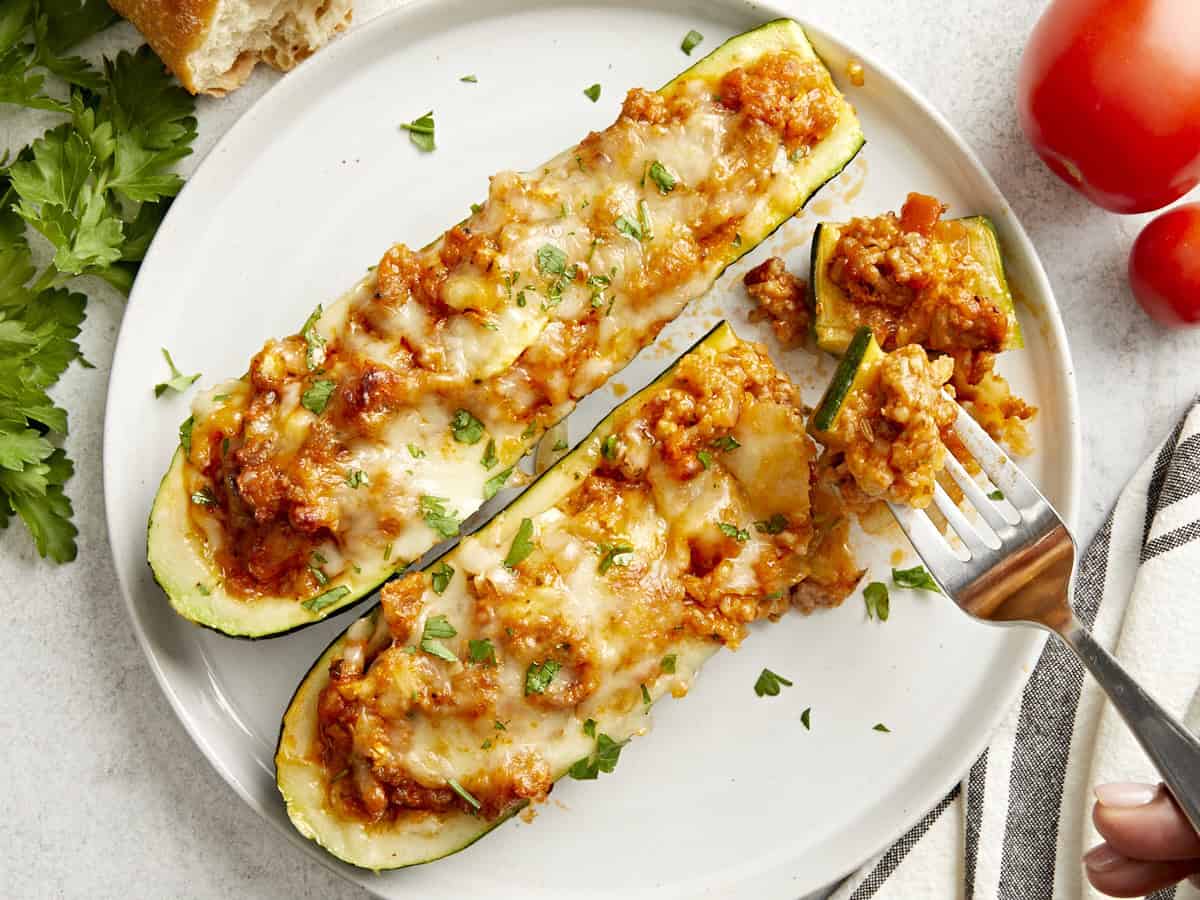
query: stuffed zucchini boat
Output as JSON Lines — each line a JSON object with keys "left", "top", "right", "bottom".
{"left": 808, "top": 193, "right": 1022, "bottom": 356}
{"left": 275, "top": 323, "right": 861, "bottom": 869}
{"left": 149, "top": 18, "right": 866, "bottom": 637}
{"left": 808, "top": 326, "right": 958, "bottom": 509}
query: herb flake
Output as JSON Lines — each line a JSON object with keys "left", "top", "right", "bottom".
{"left": 753, "top": 668, "right": 793, "bottom": 698}
{"left": 504, "top": 517, "right": 535, "bottom": 568}
{"left": 400, "top": 111, "right": 435, "bottom": 152}
{"left": 154, "top": 348, "right": 200, "bottom": 397}
{"left": 893, "top": 565, "right": 941, "bottom": 593}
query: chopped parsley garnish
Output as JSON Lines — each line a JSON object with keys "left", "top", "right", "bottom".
{"left": 711, "top": 435, "right": 740, "bottom": 452}
{"left": 637, "top": 199, "right": 653, "bottom": 241}
{"left": 302, "top": 585, "right": 350, "bottom": 612}
{"left": 521, "top": 422, "right": 537, "bottom": 440}
{"left": 383, "top": 542, "right": 393, "bottom": 561}
{"left": 583, "top": 718, "right": 596, "bottom": 738}
{"left": 483, "top": 466, "right": 513, "bottom": 500}
{"left": 481, "top": 739, "right": 492, "bottom": 750}
{"left": 753, "top": 668, "right": 793, "bottom": 697}
{"left": 431, "top": 561, "right": 454, "bottom": 594}
{"left": 988, "top": 489, "right": 1005, "bottom": 501}
{"left": 873, "top": 722, "right": 891, "bottom": 733}
{"left": 697, "top": 449, "right": 714, "bottom": 470}
{"left": 400, "top": 111, "right": 435, "bottom": 152}
{"left": 195, "top": 583, "right": 211, "bottom": 596}
{"left": 494, "top": 719, "right": 507, "bottom": 731}
{"left": 681, "top": 29, "right": 704, "bottom": 55}
{"left": 504, "top": 517, "right": 535, "bottom": 568}
{"left": 516, "top": 289, "right": 527, "bottom": 307}
{"left": 892, "top": 565, "right": 941, "bottom": 593}
{"left": 568, "top": 733, "right": 626, "bottom": 780}
{"left": 468, "top": 638, "right": 496, "bottom": 665}
{"left": 647, "top": 160, "right": 677, "bottom": 194}
{"left": 661, "top": 654, "right": 677, "bottom": 674}
{"left": 154, "top": 348, "right": 200, "bottom": 397}
{"left": 301, "top": 379, "right": 336, "bottom": 415}
{"left": 801, "top": 707, "right": 812, "bottom": 730}
{"left": 470, "top": 202, "right": 483, "bottom": 214}
{"left": 718, "top": 522, "right": 749, "bottom": 542}
{"left": 301, "top": 304, "right": 326, "bottom": 369}
{"left": 552, "top": 439, "right": 568, "bottom": 452}
{"left": 460, "top": 74, "right": 477, "bottom": 83}
{"left": 524, "top": 659, "right": 560, "bottom": 695}
{"left": 733, "top": 233, "right": 743, "bottom": 247}
{"left": 536, "top": 243, "right": 567, "bottom": 277}
{"left": 419, "top": 495, "right": 461, "bottom": 538}
{"left": 345, "top": 468, "right": 367, "bottom": 489}
{"left": 641, "top": 683, "right": 652, "bottom": 712}
{"left": 190, "top": 488, "right": 215, "bottom": 507}
{"left": 601, "top": 433, "right": 619, "bottom": 459}
{"left": 754, "top": 514, "right": 788, "bottom": 534}
{"left": 420, "top": 614, "right": 458, "bottom": 661}
{"left": 583, "top": 83, "right": 601, "bottom": 102}
{"left": 481, "top": 438, "right": 498, "bottom": 469}
{"left": 407, "top": 443, "right": 425, "bottom": 458}
{"left": 863, "top": 581, "right": 889, "bottom": 621}
{"left": 448, "top": 778, "right": 481, "bottom": 810}
{"left": 451, "top": 408, "right": 485, "bottom": 444}
{"left": 597, "top": 542, "right": 634, "bottom": 575}
{"left": 179, "top": 417, "right": 194, "bottom": 454}
{"left": 614, "top": 214, "right": 643, "bottom": 241}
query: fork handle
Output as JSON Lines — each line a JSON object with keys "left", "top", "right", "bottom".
{"left": 1059, "top": 617, "right": 1200, "bottom": 833}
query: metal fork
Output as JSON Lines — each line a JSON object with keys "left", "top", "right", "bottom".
{"left": 887, "top": 403, "right": 1200, "bottom": 832}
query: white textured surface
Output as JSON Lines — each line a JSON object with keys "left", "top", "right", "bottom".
{"left": 1, "top": 2, "right": 1196, "bottom": 898}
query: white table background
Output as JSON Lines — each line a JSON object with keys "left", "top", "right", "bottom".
{"left": 3, "top": 1, "right": 1197, "bottom": 897}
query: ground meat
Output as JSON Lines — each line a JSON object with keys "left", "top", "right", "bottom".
{"left": 819, "top": 345, "right": 958, "bottom": 509}
{"left": 719, "top": 53, "right": 840, "bottom": 151}
{"left": 826, "top": 193, "right": 1010, "bottom": 353}
{"left": 743, "top": 257, "right": 810, "bottom": 347}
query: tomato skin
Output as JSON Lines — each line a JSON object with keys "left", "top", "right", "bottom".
{"left": 1129, "top": 204, "right": 1200, "bottom": 327}
{"left": 1017, "top": 0, "right": 1200, "bottom": 214}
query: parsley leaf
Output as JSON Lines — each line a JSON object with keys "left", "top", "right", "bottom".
{"left": 481, "top": 438, "right": 497, "bottom": 469}
{"left": 459, "top": 74, "right": 477, "bottom": 83}
{"left": 419, "top": 495, "right": 461, "bottom": 538}
{"left": 892, "top": 565, "right": 941, "bottom": 593}
{"left": 190, "top": 488, "right": 214, "bottom": 506}
{"left": 614, "top": 214, "right": 642, "bottom": 241}
{"left": 754, "top": 513, "right": 788, "bottom": 535}
{"left": 301, "top": 379, "right": 336, "bottom": 415}
{"left": 552, "top": 439, "right": 568, "bottom": 452}
{"left": 873, "top": 722, "right": 891, "bottom": 733}
{"left": 448, "top": 778, "right": 480, "bottom": 810}
{"left": 801, "top": 707, "right": 812, "bottom": 730}
{"left": 302, "top": 585, "right": 349, "bottom": 612}
{"left": 153, "top": 347, "right": 199, "bottom": 397}
{"left": 524, "top": 659, "right": 560, "bottom": 695}
{"left": 711, "top": 435, "right": 740, "bottom": 452}
{"left": 988, "top": 489, "right": 1004, "bottom": 501}
{"left": 583, "top": 718, "right": 596, "bottom": 738}
{"left": 179, "top": 416, "right": 194, "bottom": 454}
{"left": 753, "top": 668, "right": 793, "bottom": 697}
{"left": 647, "top": 161, "right": 677, "bottom": 194}
{"left": 697, "top": 449, "right": 713, "bottom": 470}
{"left": 681, "top": 29, "right": 704, "bottom": 55}
{"left": 601, "top": 433, "right": 619, "bottom": 460}
{"left": 568, "top": 732, "right": 626, "bottom": 780}
{"left": 661, "top": 654, "right": 677, "bottom": 673}
{"left": 420, "top": 614, "right": 458, "bottom": 661}
{"left": 718, "top": 522, "right": 750, "bottom": 542}
{"left": 345, "top": 468, "right": 367, "bottom": 489}
{"left": 483, "top": 465, "right": 513, "bottom": 500}
{"left": 400, "top": 111, "right": 435, "bottom": 152}
{"left": 301, "top": 304, "right": 326, "bottom": 369}
{"left": 597, "top": 542, "right": 634, "bottom": 575}
{"left": 863, "top": 581, "right": 890, "bottom": 621}
{"left": 407, "top": 443, "right": 425, "bottom": 458}
{"left": 451, "top": 408, "right": 485, "bottom": 444}
{"left": 641, "top": 682, "right": 651, "bottom": 711}
{"left": 583, "top": 83, "right": 601, "bottom": 102}
{"left": 468, "top": 638, "right": 495, "bottom": 665}
{"left": 536, "top": 243, "right": 567, "bottom": 277}
{"left": 431, "top": 561, "right": 454, "bottom": 594}
{"left": 504, "top": 517, "right": 535, "bottom": 568}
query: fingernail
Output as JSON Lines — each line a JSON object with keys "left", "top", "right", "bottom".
{"left": 1084, "top": 843, "right": 1125, "bottom": 873}
{"left": 1095, "top": 782, "right": 1159, "bottom": 808}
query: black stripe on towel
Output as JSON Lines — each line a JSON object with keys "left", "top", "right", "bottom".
{"left": 1147, "top": 888, "right": 1177, "bottom": 900}
{"left": 1141, "top": 519, "right": 1200, "bottom": 563}
{"left": 1143, "top": 416, "right": 1188, "bottom": 549}
{"left": 849, "top": 786, "right": 961, "bottom": 900}
{"left": 962, "top": 750, "right": 989, "bottom": 900}
{"left": 1157, "top": 433, "right": 1200, "bottom": 508}
{"left": 996, "top": 515, "right": 1113, "bottom": 899}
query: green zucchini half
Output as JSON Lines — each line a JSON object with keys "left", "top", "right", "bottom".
{"left": 276, "top": 323, "right": 767, "bottom": 869}
{"left": 808, "top": 215, "right": 1023, "bottom": 355}
{"left": 807, "top": 325, "right": 883, "bottom": 436}
{"left": 148, "top": 18, "right": 865, "bottom": 639}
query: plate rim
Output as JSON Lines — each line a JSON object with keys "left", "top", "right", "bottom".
{"left": 102, "top": 0, "right": 1083, "bottom": 895}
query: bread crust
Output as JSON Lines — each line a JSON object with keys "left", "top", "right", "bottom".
{"left": 108, "top": 0, "right": 217, "bottom": 93}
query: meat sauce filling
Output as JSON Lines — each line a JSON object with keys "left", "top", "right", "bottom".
{"left": 180, "top": 51, "right": 844, "bottom": 601}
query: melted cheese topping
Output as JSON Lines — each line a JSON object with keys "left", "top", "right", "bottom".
{"left": 312, "top": 336, "right": 860, "bottom": 824}
{"left": 180, "top": 51, "right": 847, "bottom": 602}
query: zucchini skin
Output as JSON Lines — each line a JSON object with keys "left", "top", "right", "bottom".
{"left": 149, "top": 18, "right": 866, "bottom": 639}
{"left": 808, "top": 215, "right": 1023, "bottom": 356}
{"left": 274, "top": 324, "right": 737, "bottom": 870}
{"left": 809, "top": 325, "right": 878, "bottom": 434}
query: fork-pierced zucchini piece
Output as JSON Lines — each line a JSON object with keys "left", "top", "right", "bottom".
{"left": 809, "top": 214, "right": 1022, "bottom": 355}
{"left": 149, "top": 18, "right": 865, "bottom": 638}
{"left": 275, "top": 323, "right": 860, "bottom": 869}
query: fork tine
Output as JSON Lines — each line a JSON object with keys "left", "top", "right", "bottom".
{"left": 886, "top": 501, "right": 966, "bottom": 593}
{"left": 931, "top": 484, "right": 999, "bottom": 556}
{"left": 951, "top": 405, "right": 1047, "bottom": 515}
{"left": 943, "top": 454, "right": 1018, "bottom": 532}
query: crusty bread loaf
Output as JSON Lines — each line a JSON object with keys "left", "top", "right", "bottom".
{"left": 108, "top": 0, "right": 352, "bottom": 95}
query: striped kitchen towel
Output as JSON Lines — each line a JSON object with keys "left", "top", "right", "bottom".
{"left": 829, "top": 397, "right": 1200, "bottom": 900}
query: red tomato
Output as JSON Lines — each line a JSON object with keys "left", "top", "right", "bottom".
{"left": 1017, "top": 0, "right": 1200, "bottom": 214}
{"left": 1129, "top": 204, "right": 1200, "bottom": 327}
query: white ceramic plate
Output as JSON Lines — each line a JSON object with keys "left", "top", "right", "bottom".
{"left": 103, "top": 1, "right": 1081, "bottom": 896}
